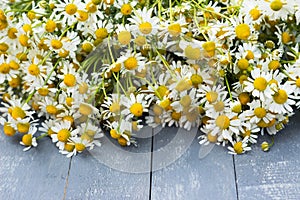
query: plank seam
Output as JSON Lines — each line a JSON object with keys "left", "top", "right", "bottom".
{"left": 149, "top": 128, "right": 154, "bottom": 200}
{"left": 63, "top": 157, "right": 72, "bottom": 200}
{"left": 233, "top": 155, "right": 239, "bottom": 200}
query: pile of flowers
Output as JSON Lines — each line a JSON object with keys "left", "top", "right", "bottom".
{"left": 0, "top": 0, "right": 299, "bottom": 157}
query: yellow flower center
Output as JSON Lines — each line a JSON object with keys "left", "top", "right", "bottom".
{"left": 238, "top": 92, "right": 250, "bottom": 105}
{"left": 45, "top": 20, "right": 56, "bottom": 32}
{"left": 249, "top": 7, "right": 261, "bottom": 20}
{"left": 17, "top": 122, "right": 30, "bottom": 133}
{"left": 9, "top": 76, "right": 21, "bottom": 88}
{"left": 9, "top": 60, "right": 20, "bottom": 70}
{"left": 254, "top": 107, "right": 267, "bottom": 118}
{"left": 38, "top": 87, "right": 49, "bottom": 96}
{"left": 7, "top": 27, "right": 18, "bottom": 39}
{"left": 3, "top": 123, "right": 16, "bottom": 136}
{"left": 281, "top": 32, "right": 291, "bottom": 44}
{"left": 270, "top": 0, "right": 283, "bottom": 11}
{"left": 118, "top": 31, "right": 131, "bottom": 45}
{"left": 75, "top": 143, "right": 86, "bottom": 152}
{"left": 171, "top": 111, "right": 181, "bottom": 121}
{"left": 233, "top": 141, "right": 243, "bottom": 154}
{"left": 28, "top": 64, "right": 40, "bottom": 76}
{"left": 235, "top": 24, "right": 250, "bottom": 40}
{"left": 216, "top": 115, "right": 230, "bottom": 130}
{"left": 81, "top": 42, "right": 93, "bottom": 53}
{"left": 86, "top": 2, "right": 97, "bottom": 13}
{"left": 19, "top": 34, "right": 29, "bottom": 47}
{"left": 27, "top": 10, "right": 36, "bottom": 20}
{"left": 207, "top": 133, "right": 218, "bottom": 143}
{"left": 191, "top": 74, "right": 203, "bottom": 87}
{"left": 95, "top": 28, "right": 108, "bottom": 39}
{"left": 57, "top": 129, "right": 71, "bottom": 142}
{"left": 109, "top": 102, "right": 121, "bottom": 113}
{"left": 175, "top": 78, "right": 192, "bottom": 92}
{"left": 118, "top": 137, "right": 128, "bottom": 146}
{"left": 202, "top": 41, "right": 216, "bottom": 52}
{"left": 65, "top": 3, "right": 77, "bottom": 15}
{"left": 273, "top": 89, "right": 288, "bottom": 104}
{"left": 0, "top": 42, "right": 8, "bottom": 52}
{"left": 206, "top": 91, "right": 218, "bottom": 103}
{"left": 268, "top": 60, "right": 280, "bottom": 70}
{"left": 51, "top": 39, "right": 63, "bottom": 49}
{"left": 79, "top": 103, "right": 94, "bottom": 116}
{"left": 152, "top": 104, "right": 163, "bottom": 116}
{"left": 253, "top": 77, "right": 267, "bottom": 91}
{"left": 155, "top": 85, "right": 168, "bottom": 99}
{"left": 134, "top": 35, "right": 146, "bottom": 46}
{"left": 46, "top": 105, "right": 58, "bottom": 115}
{"left": 121, "top": 4, "right": 132, "bottom": 15}
{"left": 237, "top": 58, "right": 249, "bottom": 70}
{"left": 160, "top": 98, "right": 171, "bottom": 110}
{"left": 11, "top": 106, "right": 26, "bottom": 120}
{"left": 22, "top": 134, "right": 32, "bottom": 146}
{"left": 124, "top": 57, "right": 138, "bottom": 70}
{"left": 185, "top": 107, "right": 199, "bottom": 122}
{"left": 214, "top": 101, "right": 225, "bottom": 112}
{"left": 22, "top": 24, "right": 32, "bottom": 34}
{"left": 168, "top": 23, "right": 181, "bottom": 37}
{"left": 77, "top": 10, "right": 89, "bottom": 21}
{"left": 130, "top": 103, "right": 143, "bottom": 117}
{"left": 78, "top": 82, "right": 89, "bottom": 94}
{"left": 66, "top": 97, "right": 73, "bottom": 107}
{"left": 246, "top": 50, "right": 254, "bottom": 60}
{"left": 184, "top": 45, "right": 201, "bottom": 60}
{"left": 0, "top": 63, "right": 10, "bottom": 74}
{"left": 63, "top": 116, "right": 74, "bottom": 125}
{"left": 64, "top": 143, "right": 75, "bottom": 152}
{"left": 295, "top": 78, "right": 300, "bottom": 88}
{"left": 110, "top": 129, "right": 120, "bottom": 139}
{"left": 64, "top": 74, "right": 76, "bottom": 87}
{"left": 139, "top": 22, "right": 152, "bottom": 35}
{"left": 180, "top": 95, "right": 192, "bottom": 107}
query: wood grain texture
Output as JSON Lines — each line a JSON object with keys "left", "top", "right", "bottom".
{"left": 65, "top": 127, "right": 153, "bottom": 200}
{"left": 234, "top": 111, "right": 300, "bottom": 200}
{"left": 151, "top": 127, "right": 237, "bottom": 200}
{"left": 0, "top": 130, "right": 70, "bottom": 200}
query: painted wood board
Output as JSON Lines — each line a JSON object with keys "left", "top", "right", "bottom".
{"left": 234, "top": 111, "right": 300, "bottom": 200}
{"left": 65, "top": 126, "right": 153, "bottom": 200}
{"left": 150, "top": 126, "right": 237, "bottom": 200}
{"left": 0, "top": 130, "right": 70, "bottom": 200}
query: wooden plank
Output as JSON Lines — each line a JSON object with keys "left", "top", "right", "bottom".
{"left": 65, "top": 126, "right": 153, "bottom": 200}
{"left": 151, "top": 126, "right": 237, "bottom": 200}
{"left": 234, "top": 110, "right": 300, "bottom": 200}
{"left": 0, "top": 129, "right": 70, "bottom": 200}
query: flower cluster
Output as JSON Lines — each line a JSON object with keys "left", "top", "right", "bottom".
{"left": 0, "top": 0, "right": 300, "bottom": 156}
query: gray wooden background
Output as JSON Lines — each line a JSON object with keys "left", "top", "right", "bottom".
{"left": 1, "top": 111, "right": 299, "bottom": 200}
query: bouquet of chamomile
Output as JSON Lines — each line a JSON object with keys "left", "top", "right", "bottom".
{"left": 0, "top": 0, "right": 299, "bottom": 157}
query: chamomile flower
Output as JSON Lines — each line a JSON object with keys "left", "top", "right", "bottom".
{"left": 258, "top": 0, "right": 294, "bottom": 21}
{"left": 121, "top": 93, "right": 150, "bottom": 120}
{"left": 246, "top": 99, "right": 275, "bottom": 124}
{"left": 51, "top": 0, "right": 85, "bottom": 26}
{"left": 101, "top": 93, "right": 122, "bottom": 120}
{"left": 129, "top": 7, "right": 160, "bottom": 36}
{"left": 58, "top": 63, "right": 80, "bottom": 91}
{"left": 269, "top": 82, "right": 296, "bottom": 114}
{"left": 51, "top": 120, "right": 79, "bottom": 150}
{"left": 228, "top": 137, "right": 251, "bottom": 155}
{"left": 20, "top": 125, "right": 38, "bottom": 151}
{"left": 243, "top": 68, "right": 274, "bottom": 101}
{"left": 114, "top": 0, "right": 137, "bottom": 19}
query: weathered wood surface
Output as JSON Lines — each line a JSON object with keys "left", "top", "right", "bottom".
{"left": 65, "top": 127, "right": 153, "bottom": 200}
{"left": 235, "top": 111, "right": 300, "bottom": 200}
{"left": 0, "top": 132, "right": 70, "bottom": 200}
{"left": 150, "top": 126, "right": 237, "bottom": 200}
